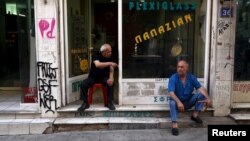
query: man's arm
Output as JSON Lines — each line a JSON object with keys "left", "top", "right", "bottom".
{"left": 107, "top": 66, "right": 115, "bottom": 86}
{"left": 169, "top": 92, "right": 181, "bottom": 105}
{"left": 197, "top": 87, "right": 212, "bottom": 107}
{"left": 94, "top": 60, "right": 117, "bottom": 69}
{"left": 169, "top": 92, "right": 185, "bottom": 112}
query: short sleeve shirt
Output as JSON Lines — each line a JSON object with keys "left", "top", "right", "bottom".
{"left": 168, "top": 73, "right": 202, "bottom": 101}
{"left": 88, "top": 52, "right": 113, "bottom": 80}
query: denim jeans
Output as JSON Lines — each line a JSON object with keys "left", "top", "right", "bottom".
{"left": 169, "top": 93, "right": 205, "bottom": 122}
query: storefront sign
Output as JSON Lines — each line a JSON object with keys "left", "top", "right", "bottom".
{"left": 72, "top": 81, "right": 81, "bottom": 92}
{"left": 129, "top": 0, "right": 197, "bottom": 11}
{"left": 134, "top": 14, "right": 192, "bottom": 44}
{"left": 153, "top": 96, "right": 170, "bottom": 103}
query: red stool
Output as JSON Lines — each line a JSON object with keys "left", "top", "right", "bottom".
{"left": 88, "top": 83, "right": 108, "bottom": 106}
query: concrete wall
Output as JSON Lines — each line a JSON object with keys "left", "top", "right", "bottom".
{"left": 210, "top": 0, "right": 236, "bottom": 116}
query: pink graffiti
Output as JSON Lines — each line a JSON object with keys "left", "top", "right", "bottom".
{"left": 39, "top": 18, "right": 55, "bottom": 39}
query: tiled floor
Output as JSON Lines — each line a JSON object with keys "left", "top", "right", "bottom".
{"left": 0, "top": 90, "right": 38, "bottom": 112}
{"left": 0, "top": 89, "right": 109, "bottom": 113}
{"left": 0, "top": 90, "right": 21, "bottom": 112}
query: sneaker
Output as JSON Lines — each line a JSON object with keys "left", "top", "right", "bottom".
{"left": 191, "top": 115, "right": 203, "bottom": 124}
{"left": 77, "top": 103, "right": 89, "bottom": 112}
{"left": 107, "top": 102, "right": 116, "bottom": 110}
{"left": 171, "top": 128, "right": 179, "bottom": 136}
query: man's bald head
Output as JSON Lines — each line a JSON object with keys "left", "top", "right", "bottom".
{"left": 177, "top": 60, "right": 189, "bottom": 77}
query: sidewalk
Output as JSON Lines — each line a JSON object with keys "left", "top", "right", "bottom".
{"left": 0, "top": 128, "right": 208, "bottom": 141}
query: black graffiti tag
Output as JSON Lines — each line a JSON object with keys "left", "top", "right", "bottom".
{"left": 37, "top": 61, "right": 57, "bottom": 79}
{"left": 218, "top": 21, "right": 231, "bottom": 36}
{"left": 37, "top": 61, "right": 58, "bottom": 114}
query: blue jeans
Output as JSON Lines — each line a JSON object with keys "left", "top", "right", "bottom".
{"left": 169, "top": 93, "right": 205, "bottom": 122}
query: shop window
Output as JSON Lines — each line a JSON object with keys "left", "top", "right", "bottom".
{"left": 67, "top": 0, "right": 89, "bottom": 77}
{"left": 122, "top": 0, "right": 207, "bottom": 78}
{"left": 234, "top": 0, "right": 250, "bottom": 80}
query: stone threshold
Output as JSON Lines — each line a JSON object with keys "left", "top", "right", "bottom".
{"left": 0, "top": 118, "right": 55, "bottom": 135}
{"left": 57, "top": 104, "right": 170, "bottom": 112}
{"left": 229, "top": 114, "right": 250, "bottom": 120}
{"left": 231, "top": 103, "right": 250, "bottom": 109}
{"left": 54, "top": 117, "right": 170, "bottom": 125}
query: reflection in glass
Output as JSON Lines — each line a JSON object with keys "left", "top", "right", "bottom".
{"left": 122, "top": 0, "right": 207, "bottom": 78}
{"left": 234, "top": 0, "right": 250, "bottom": 80}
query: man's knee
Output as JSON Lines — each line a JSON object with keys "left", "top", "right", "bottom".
{"left": 169, "top": 99, "right": 177, "bottom": 107}
{"left": 197, "top": 93, "right": 205, "bottom": 100}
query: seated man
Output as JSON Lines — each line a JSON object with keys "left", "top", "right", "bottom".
{"left": 168, "top": 60, "right": 212, "bottom": 136}
{"left": 78, "top": 43, "right": 118, "bottom": 112}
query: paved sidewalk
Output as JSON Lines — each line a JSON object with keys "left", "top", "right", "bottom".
{"left": 0, "top": 128, "right": 208, "bottom": 141}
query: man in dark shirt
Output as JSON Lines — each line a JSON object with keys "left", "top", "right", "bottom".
{"left": 78, "top": 43, "right": 118, "bottom": 111}
{"left": 168, "top": 60, "right": 212, "bottom": 136}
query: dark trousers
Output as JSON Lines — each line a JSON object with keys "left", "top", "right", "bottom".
{"left": 80, "top": 77, "right": 114, "bottom": 104}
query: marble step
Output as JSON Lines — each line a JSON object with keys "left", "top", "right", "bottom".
{"left": 0, "top": 118, "right": 54, "bottom": 135}
{"left": 53, "top": 116, "right": 236, "bottom": 132}
{"left": 57, "top": 104, "right": 214, "bottom": 118}
{"left": 231, "top": 103, "right": 250, "bottom": 114}
{"left": 229, "top": 114, "right": 250, "bottom": 124}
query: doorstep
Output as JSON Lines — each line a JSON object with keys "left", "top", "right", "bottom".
{"left": 57, "top": 104, "right": 170, "bottom": 112}
{"left": 0, "top": 118, "right": 55, "bottom": 135}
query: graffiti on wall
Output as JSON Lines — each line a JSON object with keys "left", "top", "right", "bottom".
{"left": 233, "top": 83, "right": 250, "bottom": 93}
{"left": 218, "top": 20, "right": 231, "bottom": 36}
{"left": 39, "top": 18, "right": 55, "bottom": 39}
{"left": 214, "top": 81, "right": 231, "bottom": 99}
{"left": 38, "top": 18, "right": 57, "bottom": 52}
{"left": 37, "top": 61, "right": 58, "bottom": 113}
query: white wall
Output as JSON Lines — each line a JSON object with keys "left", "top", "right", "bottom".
{"left": 35, "top": 0, "right": 61, "bottom": 117}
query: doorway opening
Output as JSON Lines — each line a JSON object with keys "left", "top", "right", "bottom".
{"left": 65, "top": 0, "right": 118, "bottom": 107}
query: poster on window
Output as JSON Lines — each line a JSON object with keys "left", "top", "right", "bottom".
{"left": 71, "top": 15, "right": 89, "bottom": 76}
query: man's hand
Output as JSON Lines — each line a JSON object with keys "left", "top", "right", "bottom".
{"left": 198, "top": 98, "right": 212, "bottom": 111}
{"left": 177, "top": 101, "right": 185, "bottom": 112}
{"left": 107, "top": 77, "right": 114, "bottom": 86}
{"left": 110, "top": 62, "right": 118, "bottom": 68}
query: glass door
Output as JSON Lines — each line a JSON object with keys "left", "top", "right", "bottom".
{"left": 65, "top": 0, "right": 91, "bottom": 104}
{"left": 64, "top": 0, "right": 118, "bottom": 105}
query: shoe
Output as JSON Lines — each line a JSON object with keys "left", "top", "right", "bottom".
{"left": 77, "top": 103, "right": 89, "bottom": 112}
{"left": 107, "top": 102, "right": 116, "bottom": 110}
{"left": 191, "top": 115, "right": 203, "bottom": 124}
{"left": 171, "top": 128, "right": 179, "bottom": 136}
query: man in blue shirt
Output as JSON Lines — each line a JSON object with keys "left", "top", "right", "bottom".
{"left": 78, "top": 44, "right": 118, "bottom": 112}
{"left": 168, "top": 60, "right": 212, "bottom": 136}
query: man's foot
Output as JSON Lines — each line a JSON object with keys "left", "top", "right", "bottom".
{"left": 77, "top": 103, "right": 89, "bottom": 112}
{"left": 107, "top": 102, "right": 116, "bottom": 110}
{"left": 191, "top": 115, "right": 203, "bottom": 124}
{"left": 171, "top": 128, "right": 179, "bottom": 136}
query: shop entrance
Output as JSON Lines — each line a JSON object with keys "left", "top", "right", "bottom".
{"left": 64, "top": 0, "right": 118, "bottom": 106}
{"left": 0, "top": 0, "right": 37, "bottom": 108}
